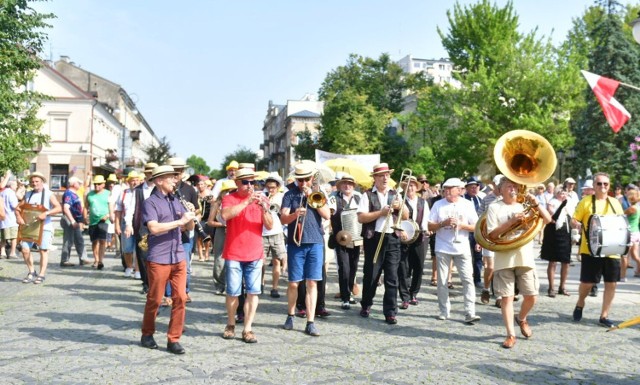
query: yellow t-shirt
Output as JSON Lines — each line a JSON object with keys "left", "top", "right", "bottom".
{"left": 573, "top": 195, "right": 623, "bottom": 257}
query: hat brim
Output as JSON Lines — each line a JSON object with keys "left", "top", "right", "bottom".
{"left": 150, "top": 171, "right": 179, "bottom": 180}
{"left": 235, "top": 174, "right": 257, "bottom": 181}
{"left": 293, "top": 172, "right": 314, "bottom": 179}
{"left": 371, "top": 169, "right": 394, "bottom": 176}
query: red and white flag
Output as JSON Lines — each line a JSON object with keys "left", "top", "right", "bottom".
{"left": 581, "top": 70, "right": 631, "bottom": 133}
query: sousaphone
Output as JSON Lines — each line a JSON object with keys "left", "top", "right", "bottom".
{"left": 474, "top": 130, "right": 557, "bottom": 251}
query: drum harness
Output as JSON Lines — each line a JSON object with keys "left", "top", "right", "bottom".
{"left": 405, "top": 196, "right": 426, "bottom": 245}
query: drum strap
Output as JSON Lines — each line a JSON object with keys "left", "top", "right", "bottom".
{"left": 583, "top": 195, "right": 617, "bottom": 238}
{"left": 27, "top": 189, "right": 47, "bottom": 207}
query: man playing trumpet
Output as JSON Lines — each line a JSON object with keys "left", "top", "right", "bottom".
{"left": 485, "top": 177, "right": 551, "bottom": 348}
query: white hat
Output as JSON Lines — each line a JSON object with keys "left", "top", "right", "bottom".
{"left": 492, "top": 174, "right": 504, "bottom": 186}
{"left": 564, "top": 177, "right": 577, "bottom": 184}
{"left": 581, "top": 180, "right": 594, "bottom": 190}
{"left": 442, "top": 178, "right": 464, "bottom": 188}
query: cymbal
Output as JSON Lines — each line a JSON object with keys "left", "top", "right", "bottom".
{"left": 336, "top": 230, "right": 352, "bottom": 247}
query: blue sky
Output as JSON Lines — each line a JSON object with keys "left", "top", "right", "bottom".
{"left": 32, "top": 0, "right": 603, "bottom": 172}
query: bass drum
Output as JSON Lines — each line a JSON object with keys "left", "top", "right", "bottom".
{"left": 588, "top": 214, "right": 630, "bottom": 257}
{"left": 399, "top": 219, "right": 420, "bottom": 244}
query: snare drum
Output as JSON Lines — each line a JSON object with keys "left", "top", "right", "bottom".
{"left": 588, "top": 214, "right": 630, "bottom": 257}
{"left": 399, "top": 219, "right": 420, "bottom": 244}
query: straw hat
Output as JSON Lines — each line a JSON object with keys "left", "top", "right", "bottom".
{"left": 234, "top": 168, "right": 257, "bottom": 180}
{"left": 144, "top": 162, "right": 158, "bottom": 173}
{"left": 220, "top": 179, "right": 237, "bottom": 193}
{"left": 238, "top": 162, "right": 255, "bottom": 170}
{"left": 292, "top": 163, "right": 315, "bottom": 179}
{"left": 126, "top": 171, "right": 140, "bottom": 181}
{"left": 92, "top": 175, "right": 106, "bottom": 184}
{"left": 265, "top": 172, "right": 283, "bottom": 186}
{"left": 371, "top": 163, "right": 394, "bottom": 176}
{"left": 150, "top": 165, "right": 179, "bottom": 181}
{"left": 336, "top": 173, "right": 356, "bottom": 188}
{"left": 167, "top": 157, "right": 186, "bottom": 169}
{"left": 28, "top": 172, "right": 46, "bottom": 182}
{"left": 226, "top": 160, "right": 239, "bottom": 170}
{"left": 107, "top": 173, "right": 118, "bottom": 183}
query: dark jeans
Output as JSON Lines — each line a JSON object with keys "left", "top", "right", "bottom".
{"left": 361, "top": 232, "right": 401, "bottom": 317}
{"left": 469, "top": 234, "right": 483, "bottom": 285}
{"left": 336, "top": 245, "right": 360, "bottom": 302}
{"left": 398, "top": 238, "right": 426, "bottom": 301}
{"left": 60, "top": 219, "right": 86, "bottom": 264}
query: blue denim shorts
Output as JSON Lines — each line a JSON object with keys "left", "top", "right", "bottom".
{"left": 225, "top": 259, "right": 263, "bottom": 296}
{"left": 121, "top": 233, "right": 136, "bottom": 253}
{"left": 287, "top": 243, "right": 324, "bottom": 282}
{"left": 21, "top": 230, "right": 53, "bottom": 250}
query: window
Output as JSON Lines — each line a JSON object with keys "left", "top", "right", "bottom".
{"left": 51, "top": 118, "right": 68, "bottom": 142}
{"left": 439, "top": 64, "right": 446, "bottom": 71}
{"left": 413, "top": 62, "right": 421, "bottom": 68}
{"left": 50, "top": 164, "right": 69, "bottom": 190}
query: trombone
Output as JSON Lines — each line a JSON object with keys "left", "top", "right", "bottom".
{"left": 372, "top": 168, "right": 411, "bottom": 264}
{"left": 293, "top": 171, "right": 326, "bottom": 246}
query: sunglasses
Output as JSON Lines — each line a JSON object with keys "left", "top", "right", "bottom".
{"left": 420, "top": 181, "right": 428, "bottom": 184}
{"left": 296, "top": 177, "right": 311, "bottom": 182}
{"left": 241, "top": 180, "right": 258, "bottom": 186}
{"left": 596, "top": 182, "right": 609, "bottom": 187}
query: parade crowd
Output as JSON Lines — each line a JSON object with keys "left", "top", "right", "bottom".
{"left": 1, "top": 158, "right": 637, "bottom": 353}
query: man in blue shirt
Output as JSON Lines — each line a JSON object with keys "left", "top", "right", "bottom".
{"left": 60, "top": 177, "right": 91, "bottom": 266}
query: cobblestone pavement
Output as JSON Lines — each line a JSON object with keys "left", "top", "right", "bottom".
{"left": 1, "top": 228, "right": 639, "bottom": 384}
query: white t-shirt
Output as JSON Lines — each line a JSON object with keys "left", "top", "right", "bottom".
{"left": 357, "top": 187, "right": 395, "bottom": 234}
{"left": 485, "top": 200, "right": 535, "bottom": 271}
{"left": 428, "top": 198, "right": 477, "bottom": 255}
{"left": 406, "top": 196, "right": 430, "bottom": 231}
{"left": 262, "top": 192, "right": 284, "bottom": 236}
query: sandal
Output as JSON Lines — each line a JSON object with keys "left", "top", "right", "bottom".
{"left": 430, "top": 279, "right": 437, "bottom": 287}
{"left": 447, "top": 282, "right": 454, "bottom": 289}
{"left": 558, "top": 288, "right": 570, "bottom": 296}
{"left": 548, "top": 289, "right": 556, "bottom": 298}
{"left": 33, "top": 275, "right": 46, "bottom": 285}
{"left": 22, "top": 271, "right": 36, "bottom": 283}
{"left": 242, "top": 330, "right": 257, "bottom": 343}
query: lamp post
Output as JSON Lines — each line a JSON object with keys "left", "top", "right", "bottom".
{"left": 113, "top": 104, "right": 138, "bottom": 170}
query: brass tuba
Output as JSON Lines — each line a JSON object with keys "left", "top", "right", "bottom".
{"left": 474, "top": 130, "right": 557, "bottom": 251}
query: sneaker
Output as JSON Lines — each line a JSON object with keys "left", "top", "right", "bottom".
{"left": 134, "top": 271, "right": 141, "bottom": 280}
{"left": 409, "top": 297, "right": 419, "bottom": 306}
{"left": 385, "top": 315, "right": 398, "bottom": 325}
{"left": 599, "top": 317, "right": 615, "bottom": 328}
{"left": 124, "top": 268, "right": 133, "bottom": 278}
{"left": 349, "top": 296, "right": 357, "bottom": 304}
{"left": 317, "top": 308, "right": 331, "bottom": 318}
{"left": 341, "top": 302, "right": 351, "bottom": 310}
{"left": 437, "top": 314, "right": 448, "bottom": 321}
{"left": 283, "top": 315, "right": 294, "bottom": 330}
{"left": 270, "top": 289, "right": 280, "bottom": 298}
{"left": 399, "top": 301, "right": 409, "bottom": 310}
{"left": 360, "top": 306, "right": 371, "bottom": 318}
{"left": 305, "top": 322, "right": 320, "bottom": 336}
{"left": 295, "top": 308, "right": 307, "bottom": 318}
{"left": 573, "top": 306, "right": 583, "bottom": 322}
{"left": 481, "top": 289, "right": 491, "bottom": 304}
{"left": 464, "top": 314, "right": 481, "bottom": 324}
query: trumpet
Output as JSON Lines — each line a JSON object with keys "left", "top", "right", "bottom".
{"left": 293, "top": 171, "right": 326, "bottom": 246}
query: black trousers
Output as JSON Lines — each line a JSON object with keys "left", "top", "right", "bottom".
{"left": 296, "top": 266, "right": 327, "bottom": 311}
{"left": 469, "top": 234, "right": 483, "bottom": 285}
{"left": 335, "top": 245, "right": 360, "bottom": 302}
{"left": 398, "top": 237, "right": 427, "bottom": 302}
{"left": 361, "top": 232, "right": 401, "bottom": 317}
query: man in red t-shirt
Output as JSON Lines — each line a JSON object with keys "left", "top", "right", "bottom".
{"left": 220, "top": 168, "right": 273, "bottom": 343}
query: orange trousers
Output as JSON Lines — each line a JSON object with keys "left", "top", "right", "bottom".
{"left": 141, "top": 260, "right": 187, "bottom": 343}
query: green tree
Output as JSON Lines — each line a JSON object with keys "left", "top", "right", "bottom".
{"left": 214, "top": 146, "right": 261, "bottom": 179}
{"left": 145, "top": 136, "right": 174, "bottom": 165}
{"left": 318, "top": 53, "right": 418, "bottom": 177}
{"left": 0, "top": 0, "right": 54, "bottom": 172}
{"left": 406, "top": 0, "right": 579, "bottom": 179}
{"left": 292, "top": 127, "right": 319, "bottom": 161}
{"left": 571, "top": 1, "right": 640, "bottom": 184}
{"left": 186, "top": 155, "right": 210, "bottom": 175}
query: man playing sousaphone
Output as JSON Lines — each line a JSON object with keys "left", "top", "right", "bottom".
{"left": 485, "top": 176, "right": 551, "bottom": 348}
{"left": 571, "top": 172, "right": 623, "bottom": 328}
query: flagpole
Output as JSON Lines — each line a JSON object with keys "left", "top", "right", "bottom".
{"left": 619, "top": 82, "right": 640, "bottom": 92}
